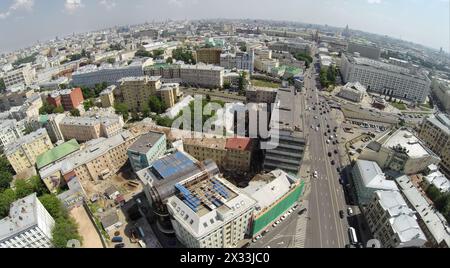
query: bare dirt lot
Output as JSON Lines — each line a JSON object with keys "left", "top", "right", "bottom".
{"left": 70, "top": 205, "right": 104, "bottom": 248}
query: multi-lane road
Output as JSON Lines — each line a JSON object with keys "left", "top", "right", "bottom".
{"left": 303, "top": 63, "right": 350, "bottom": 248}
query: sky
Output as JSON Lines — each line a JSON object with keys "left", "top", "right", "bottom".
{"left": 0, "top": 0, "right": 449, "bottom": 54}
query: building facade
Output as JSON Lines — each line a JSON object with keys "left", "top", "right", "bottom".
{"left": 5, "top": 128, "right": 54, "bottom": 174}
{"left": 341, "top": 54, "right": 431, "bottom": 103}
{"left": 47, "top": 88, "right": 84, "bottom": 111}
{"left": 220, "top": 51, "right": 255, "bottom": 73}
{"left": 127, "top": 131, "right": 167, "bottom": 173}
{"left": 3, "top": 63, "right": 36, "bottom": 88}
{"left": 196, "top": 48, "right": 222, "bottom": 65}
{"left": 59, "top": 114, "right": 124, "bottom": 142}
{"left": 118, "top": 76, "right": 162, "bottom": 112}
{"left": 365, "top": 190, "right": 427, "bottom": 248}
{"left": 338, "top": 82, "right": 367, "bottom": 103}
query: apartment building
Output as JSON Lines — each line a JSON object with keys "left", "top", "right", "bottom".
{"left": 254, "top": 58, "right": 279, "bottom": 73}
{"left": 0, "top": 119, "right": 26, "bottom": 152}
{"left": 351, "top": 160, "right": 399, "bottom": 205}
{"left": 143, "top": 63, "right": 182, "bottom": 81}
{"left": 127, "top": 131, "right": 167, "bottom": 173}
{"left": 179, "top": 64, "right": 224, "bottom": 88}
{"left": 396, "top": 175, "right": 450, "bottom": 248}
{"left": 46, "top": 88, "right": 84, "bottom": 111}
{"left": 338, "top": 82, "right": 367, "bottom": 103}
{"left": 3, "top": 63, "right": 36, "bottom": 88}
{"left": 347, "top": 42, "right": 381, "bottom": 60}
{"left": 196, "top": 48, "right": 222, "bottom": 65}
{"left": 59, "top": 114, "right": 124, "bottom": 142}
{"left": 118, "top": 76, "right": 162, "bottom": 112}
{"left": 5, "top": 128, "right": 54, "bottom": 175}
{"left": 269, "top": 41, "right": 311, "bottom": 55}
{"left": 71, "top": 59, "right": 153, "bottom": 87}
{"left": 264, "top": 86, "right": 306, "bottom": 175}
{"left": 243, "top": 169, "right": 305, "bottom": 237}
{"left": 36, "top": 113, "right": 66, "bottom": 143}
{"left": 166, "top": 174, "right": 256, "bottom": 248}
{"left": 0, "top": 88, "right": 35, "bottom": 112}
{"left": 183, "top": 137, "right": 254, "bottom": 172}
{"left": 419, "top": 114, "right": 450, "bottom": 178}
{"left": 100, "top": 85, "right": 116, "bottom": 108}
{"left": 220, "top": 51, "right": 255, "bottom": 73}
{"left": 360, "top": 128, "right": 441, "bottom": 175}
{"left": 341, "top": 53, "right": 431, "bottom": 103}
{"left": 246, "top": 86, "right": 278, "bottom": 104}
{"left": 39, "top": 131, "right": 137, "bottom": 193}
{"left": 365, "top": 190, "right": 427, "bottom": 248}
{"left": 0, "top": 193, "right": 55, "bottom": 248}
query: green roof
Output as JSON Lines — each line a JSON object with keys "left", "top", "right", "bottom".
{"left": 39, "top": 115, "right": 49, "bottom": 124}
{"left": 36, "top": 139, "right": 80, "bottom": 169}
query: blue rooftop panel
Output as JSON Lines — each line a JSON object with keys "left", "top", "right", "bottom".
{"left": 152, "top": 152, "right": 196, "bottom": 180}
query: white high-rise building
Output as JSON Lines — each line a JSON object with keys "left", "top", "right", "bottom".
{"left": 3, "top": 63, "right": 36, "bottom": 88}
{"left": 341, "top": 54, "right": 431, "bottom": 103}
{"left": 0, "top": 193, "right": 55, "bottom": 248}
{"left": 167, "top": 175, "right": 256, "bottom": 248}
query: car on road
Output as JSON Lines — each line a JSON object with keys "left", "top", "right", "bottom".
{"left": 114, "top": 243, "right": 125, "bottom": 248}
{"left": 348, "top": 207, "right": 354, "bottom": 216}
{"left": 315, "top": 127, "right": 319, "bottom": 132}
{"left": 339, "top": 210, "right": 345, "bottom": 219}
{"left": 331, "top": 160, "right": 336, "bottom": 165}
{"left": 334, "top": 149, "right": 338, "bottom": 154}
{"left": 328, "top": 152, "right": 332, "bottom": 157}
{"left": 326, "top": 140, "right": 330, "bottom": 144}
{"left": 313, "top": 171, "right": 318, "bottom": 178}
{"left": 281, "top": 215, "right": 287, "bottom": 221}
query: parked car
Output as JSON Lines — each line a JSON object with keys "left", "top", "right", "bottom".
{"left": 348, "top": 207, "right": 354, "bottom": 216}
{"left": 331, "top": 160, "right": 336, "bottom": 165}
{"left": 111, "top": 236, "right": 123, "bottom": 243}
{"left": 339, "top": 210, "right": 345, "bottom": 219}
{"left": 114, "top": 243, "right": 125, "bottom": 248}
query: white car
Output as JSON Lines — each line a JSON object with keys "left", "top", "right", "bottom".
{"left": 348, "top": 207, "right": 354, "bottom": 216}
{"left": 281, "top": 215, "right": 287, "bottom": 221}
{"left": 326, "top": 140, "right": 330, "bottom": 144}
{"left": 313, "top": 171, "right": 318, "bottom": 178}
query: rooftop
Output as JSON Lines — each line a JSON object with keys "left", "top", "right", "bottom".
{"left": 4, "top": 128, "right": 50, "bottom": 156}
{"left": 128, "top": 131, "right": 166, "bottom": 154}
{"left": 0, "top": 193, "right": 48, "bottom": 242}
{"left": 184, "top": 137, "right": 227, "bottom": 151}
{"left": 383, "top": 129, "right": 435, "bottom": 159}
{"left": 225, "top": 137, "right": 253, "bottom": 151}
{"left": 354, "top": 160, "right": 398, "bottom": 191}
{"left": 342, "top": 82, "right": 367, "bottom": 93}
{"left": 395, "top": 175, "right": 450, "bottom": 247}
{"left": 36, "top": 139, "right": 80, "bottom": 170}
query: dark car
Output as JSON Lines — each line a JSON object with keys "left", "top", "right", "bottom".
{"left": 111, "top": 236, "right": 123, "bottom": 243}
{"left": 328, "top": 129, "right": 331, "bottom": 133}
{"left": 328, "top": 152, "right": 332, "bottom": 157}
{"left": 339, "top": 210, "right": 345, "bottom": 219}
{"left": 114, "top": 243, "right": 125, "bottom": 248}
{"left": 327, "top": 125, "right": 330, "bottom": 129}
{"left": 331, "top": 160, "right": 336, "bottom": 165}
{"left": 333, "top": 129, "right": 337, "bottom": 133}
{"left": 334, "top": 150, "right": 338, "bottom": 154}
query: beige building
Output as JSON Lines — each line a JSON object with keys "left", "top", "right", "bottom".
{"left": 39, "top": 131, "right": 137, "bottom": 193}
{"left": 419, "top": 114, "right": 450, "bottom": 178}
{"left": 5, "top": 128, "right": 54, "bottom": 174}
{"left": 158, "top": 83, "right": 180, "bottom": 109}
{"left": 196, "top": 48, "right": 222, "bottom": 65}
{"left": 59, "top": 114, "right": 124, "bottom": 143}
{"left": 3, "top": 63, "right": 36, "bottom": 88}
{"left": 180, "top": 64, "right": 224, "bottom": 89}
{"left": 119, "top": 76, "right": 162, "bottom": 112}
{"left": 100, "top": 85, "right": 116, "bottom": 108}
{"left": 183, "top": 137, "right": 253, "bottom": 172}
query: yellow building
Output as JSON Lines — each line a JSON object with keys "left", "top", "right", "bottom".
{"left": 5, "top": 128, "right": 54, "bottom": 174}
{"left": 39, "top": 131, "right": 137, "bottom": 193}
{"left": 158, "top": 83, "right": 180, "bottom": 109}
{"left": 183, "top": 137, "right": 253, "bottom": 172}
{"left": 100, "top": 85, "right": 116, "bottom": 108}
{"left": 119, "top": 76, "right": 162, "bottom": 112}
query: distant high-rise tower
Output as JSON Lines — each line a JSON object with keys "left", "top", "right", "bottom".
{"left": 343, "top": 25, "right": 351, "bottom": 38}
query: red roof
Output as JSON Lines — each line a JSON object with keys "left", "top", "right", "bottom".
{"left": 225, "top": 137, "right": 252, "bottom": 151}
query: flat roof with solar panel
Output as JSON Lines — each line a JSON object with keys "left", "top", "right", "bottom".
{"left": 150, "top": 151, "right": 199, "bottom": 181}
{"left": 174, "top": 175, "right": 238, "bottom": 217}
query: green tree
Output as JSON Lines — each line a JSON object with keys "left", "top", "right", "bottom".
{"left": 53, "top": 105, "right": 65, "bottom": 114}
{"left": 84, "top": 99, "right": 94, "bottom": 111}
{"left": 59, "top": 83, "right": 68, "bottom": 89}
{"left": 223, "top": 81, "right": 231, "bottom": 90}
{"left": 172, "top": 48, "right": 196, "bottom": 64}
{"left": 29, "top": 176, "right": 48, "bottom": 196}
{"left": 166, "top": 57, "right": 174, "bottom": 64}
{"left": 135, "top": 49, "right": 152, "bottom": 58}
{"left": 0, "top": 171, "right": 13, "bottom": 191}
{"left": 148, "top": 95, "right": 166, "bottom": 114}
{"left": 39, "top": 194, "right": 66, "bottom": 219}
{"left": 426, "top": 185, "right": 441, "bottom": 201}
{"left": 156, "top": 116, "right": 174, "bottom": 127}
{"left": 70, "top": 108, "right": 81, "bottom": 117}
{"left": 0, "top": 78, "right": 5, "bottom": 91}
{"left": 52, "top": 216, "right": 82, "bottom": 248}
{"left": 39, "top": 102, "right": 57, "bottom": 115}
{"left": 142, "top": 105, "right": 150, "bottom": 118}
{"left": 106, "top": 58, "right": 116, "bottom": 64}
{"left": 0, "top": 189, "right": 16, "bottom": 218}
{"left": 0, "top": 156, "right": 14, "bottom": 174}
{"left": 14, "top": 179, "right": 34, "bottom": 199}
{"left": 238, "top": 71, "right": 248, "bottom": 94}
{"left": 434, "top": 193, "right": 450, "bottom": 211}
{"left": 114, "top": 102, "right": 129, "bottom": 121}
{"left": 152, "top": 49, "right": 165, "bottom": 58}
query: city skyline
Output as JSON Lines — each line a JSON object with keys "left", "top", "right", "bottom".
{"left": 0, "top": 0, "right": 449, "bottom": 54}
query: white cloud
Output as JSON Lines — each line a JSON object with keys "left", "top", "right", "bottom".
{"left": 367, "top": 0, "right": 382, "bottom": 4}
{"left": 168, "top": 0, "right": 199, "bottom": 8}
{"left": 99, "top": 0, "right": 117, "bottom": 10}
{"left": 65, "top": 0, "right": 84, "bottom": 13}
{"left": 0, "top": 0, "right": 34, "bottom": 19}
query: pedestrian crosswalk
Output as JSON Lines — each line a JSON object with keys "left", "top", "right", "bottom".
{"left": 293, "top": 201, "right": 309, "bottom": 248}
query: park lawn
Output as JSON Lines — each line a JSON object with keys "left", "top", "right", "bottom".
{"left": 391, "top": 102, "right": 407, "bottom": 110}
{"left": 251, "top": 79, "right": 281, "bottom": 89}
